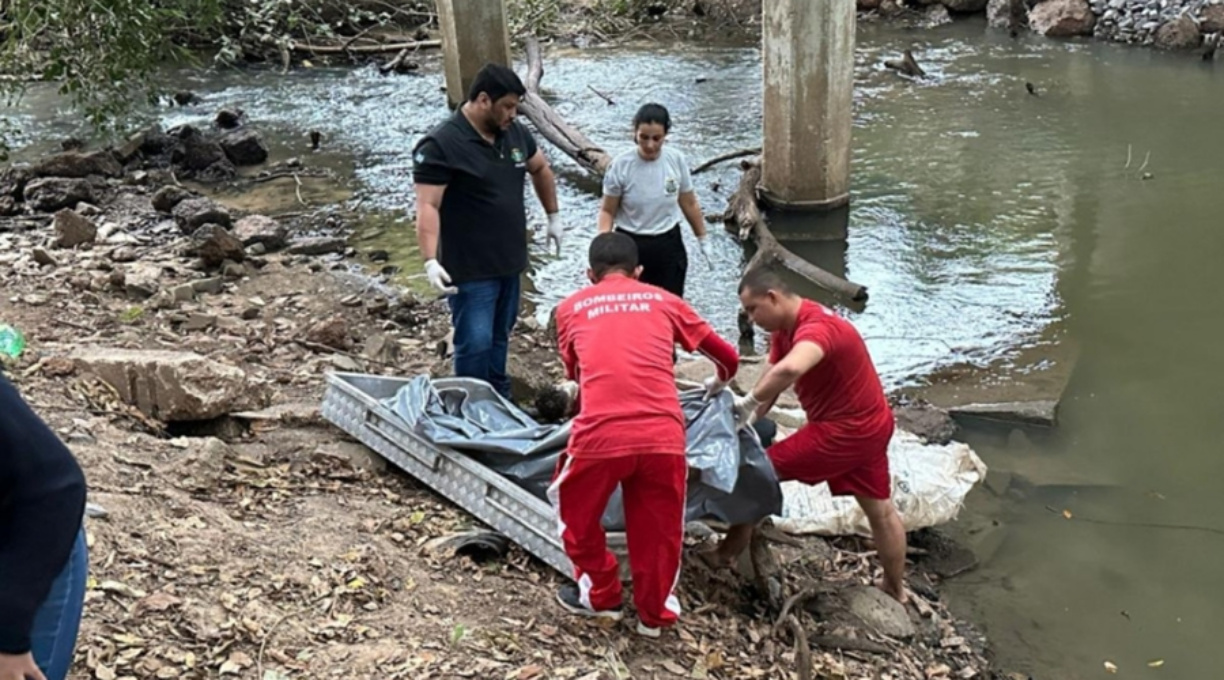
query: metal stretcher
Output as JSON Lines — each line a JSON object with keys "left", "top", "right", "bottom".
{"left": 321, "top": 372, "right": 594, "bottom": 577}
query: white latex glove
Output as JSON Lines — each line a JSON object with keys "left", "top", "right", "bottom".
{"left": 698, "top": 235, "right": 714, "bottom": 269}
{"left": 546, "top": 212, "right": 565, "bottom": 256}
{"left": 424, "top": 258, "right": 458, "bottom": 295}
{"left": 703, "top": 375, "right": 729, "bottom": 402}
{"left": 732, "top": 391, "right": 763, "bottom": 430}
{"left": 558, "top": 380, "right": 579, "bottom": 401}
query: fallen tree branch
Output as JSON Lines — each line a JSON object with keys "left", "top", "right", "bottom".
{"left": 292, "top": 173, "right": 307, "bottom": 207}
{"left": 782, "top": 615, "right": 813, "bottom": 680}
{"left": 340, "top": 25, "right": 379, "bottom": 52}
{"left": 810, "top": 634, "right": 891, "bottom": 655}
{"left": 774, "top": 585, "right": 820, "bottom": 629}
{"left": 288, "top": 39, "right": 440, "bottom": 55}
{"left": 728, "top": 160, "right": 870, "bottom": 302}
{"left": 693, "top": 146, "right": 761, "bottom": 175}
{"left": 517, "top": 37, "right": 613, "bottom": 177}
{"left": 749, "top": 523, "right": 783, "bottom": 613}
{"left": 379, "top": 47, "right": 418, "bottom": 74}
{"left": 587, "top": 84, "right": 616, "bottom": 105}
{"left": 883, "top": 49, "right": 925, "bottom": 78}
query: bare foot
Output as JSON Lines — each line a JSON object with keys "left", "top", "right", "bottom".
{"left": 875, "top": 578, "right": 909, "bottom": 605}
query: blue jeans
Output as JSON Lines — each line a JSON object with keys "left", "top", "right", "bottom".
{"left": 449, "top": 275, "right": 521, "bottom": 399}
{"left": 30, "top": 527, "right": 88, "bottom": 680}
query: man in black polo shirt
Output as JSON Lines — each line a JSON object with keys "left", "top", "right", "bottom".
{"left": 412, "top": 63, "right": 565, "bottom": 399}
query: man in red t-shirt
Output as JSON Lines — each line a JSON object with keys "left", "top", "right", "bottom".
{"left": 550, "top": 232, "right": 739, "bottom": 637}
{"left": 710, "top": 268, "right": 907, "bottom": 603}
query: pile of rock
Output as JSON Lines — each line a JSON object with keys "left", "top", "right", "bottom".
{"left": 859, "top": 0, "right": 1223, "bottom": 53}
{"left": 1091, "top": 0, "right": 1223, "bottom": 48}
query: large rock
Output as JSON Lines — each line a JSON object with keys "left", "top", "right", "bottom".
{"left": 892, "top": 401, "right": 959, "bottom": 445}
{"left": 22, "top": 177, "right": 94, "bottom": 212}
{"left": 1154, "top": 15, "right": 1201, "bottom": 50}
{"left": 189, "top": 224, "right": 246, "bottom": 266}
{"left": 1202, "top": 5, "right": 1224, "bottom": 34}
{"left": 70, "top": 348, "right": 269, "bottom": 422}
{"left": 30, "top": 150, "right": 122, "bottom": 178}
{"left": 21, "top": 176, "right": 94, "bottom": 211}
{"left": 305, "top": 315, "right": 352, "bottom": 351}
{"left": 170, "top": 125, "right": 227, "bottom": 171}
{"left": 0, "top": 164, "right": 32, "bottom": 199}
{"left": 941, "top": 0, "right": 987, "bottom": 12}
{"left": 123, "top": 263, "right": 164, "bottom": 299}
{"left": 172, "top": 197, "right": 232, "bottom": 235}
{"left": 814, "top": 586, "right": 915, "bottom": 640}
{"left": 925, "top": 4, "right": 953, "bottom": 26}
{"left": 1028, "top": 0, "right": 1095, "bottom": 37}
{"left": 949, "top": 400, "right": 1059, "bottom": 427}
{"left": 232, "top": 215, "right": 288, "bottom": 250}
{"left": 986, "top": 0, "right": 1025, "bottom": 28}
{"left": 285, "top": 237, "right": 347, "bottom": 256}
{"left": 53, "top": 209, "right": 98, "bottom": 248}
{"left": 219, "top": 128, "right": 269, "bottom": 166}
{"left": 178, "top": 437, "right": 231, "bottom": 490}
{"left": 215, "top": 108, "right": 244, "bottom": 129}
{"left": 151, "top": 185, "right": 195, "bottom": 213}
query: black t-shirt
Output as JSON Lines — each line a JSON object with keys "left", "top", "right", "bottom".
{"left": 0, "top": 375, "right": 86, "bottom": 654}
{"left": 412, "top": 112, "right": 539, "bottom": 284}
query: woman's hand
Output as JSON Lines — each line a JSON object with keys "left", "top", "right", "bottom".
{"left": 0, "top": 652, "right": 47, "bottom": 680}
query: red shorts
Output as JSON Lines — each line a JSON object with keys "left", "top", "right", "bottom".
{"left": 766, "top": 419, "right": 894, "bottom": 500}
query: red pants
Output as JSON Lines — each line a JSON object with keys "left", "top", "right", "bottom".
{"left": 547, "top": 453, "right": 687, "bottom": 628}
{"left": 767, "top": 418, "right": 895, "bottom": 500}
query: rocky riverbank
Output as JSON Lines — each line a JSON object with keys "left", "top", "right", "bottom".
{"left": 860, "top": 0, "right": 1223, "bottom": 55}
{"left": 0, "top": 114, "right": 1016, "bottom": 679}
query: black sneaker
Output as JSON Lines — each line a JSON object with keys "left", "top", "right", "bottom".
{"left": 555, "top": 583, "right": 623, "bottom": 621}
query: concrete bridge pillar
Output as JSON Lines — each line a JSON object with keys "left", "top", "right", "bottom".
{"left": 437, "top": 0, "right": 512, "bottom": 109}
{"left": 760, "top": 0, "right": 856, "bottom": 211}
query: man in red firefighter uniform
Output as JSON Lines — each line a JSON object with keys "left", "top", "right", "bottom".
{"left": 549, "top": 232, "right": 739, "bottom": 637}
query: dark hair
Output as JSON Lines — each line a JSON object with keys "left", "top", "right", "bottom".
{"left": 632, "top": 103, "right": 671, "bottom": 133}
{"left": 533, "top": 385, "right": 572, "bottom": 423}
{"left": 738, "top": 266, "right": 792, "bottom": 297}
{"left": 588, "top": 232, "right": 639, "bottom": 278}
{"left": 468, "top": 63, "right": 526, "bottom": 103}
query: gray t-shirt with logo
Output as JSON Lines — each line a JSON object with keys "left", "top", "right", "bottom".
{"left": 602, "top": 146, "right": 694, "bottom": 236}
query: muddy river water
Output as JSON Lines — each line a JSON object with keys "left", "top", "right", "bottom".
{"left": 8, "top": 17, "right": 1224, "bottom": 679}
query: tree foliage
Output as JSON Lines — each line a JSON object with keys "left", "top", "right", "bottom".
{"left": 0, "top": 0, "right": 225, "bottom": 136}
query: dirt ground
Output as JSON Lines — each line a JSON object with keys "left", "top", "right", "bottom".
{"left": 1, "top": 131, "right": 1008, "bottom": 680}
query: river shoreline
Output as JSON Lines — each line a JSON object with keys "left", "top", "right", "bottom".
{"left": 0, "top": 102, "right": 1022, "bottom": 677}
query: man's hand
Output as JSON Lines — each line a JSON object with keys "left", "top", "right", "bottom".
{"left": 424, "top": 259, "right": 458, "bottom": 295}
{"left": 698, "top": 236, "right": 714, "bottom": 270}
{"left": 0, "top": 651, "right": 47, "bottom": 680}
{"left": 702, "top": 375, "right": 729, "bottom": 402}
{"left": 546, "top": 213, "right": 565, "bottom": 256}
{"left": 732, "top": 391, "right": 762, "bottom": 429}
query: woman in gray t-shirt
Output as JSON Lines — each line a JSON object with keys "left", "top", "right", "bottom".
{"left": 597, "top": 103, "right": 713, "bottom": 298}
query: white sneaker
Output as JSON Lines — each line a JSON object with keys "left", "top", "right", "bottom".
{"left": 635, "top": 620, "right": 661, "bottom": 639}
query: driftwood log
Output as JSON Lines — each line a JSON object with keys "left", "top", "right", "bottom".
{"left": 693, "top": 146, "right": 761, "bottom": 175}
{"left": 883, "top": 49, "right": 925, "bottom": 78}
{"left": 288, "top": 39, "right": 441, "bottom": 55}
{"left": 726, "top": 160, "right": 870, "bottom": 302}
{"left": 517, "top": 38, "right": 612, "bottom": 177}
